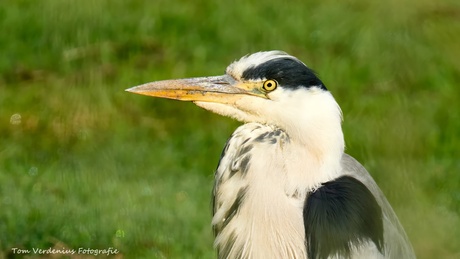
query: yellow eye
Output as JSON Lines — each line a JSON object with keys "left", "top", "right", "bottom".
{"left": 262, "top": 79, "right": 278, "bottom": 92}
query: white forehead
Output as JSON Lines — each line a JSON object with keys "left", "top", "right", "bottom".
{"left": 226, "top": 51, "right": 298, "bottom": 80}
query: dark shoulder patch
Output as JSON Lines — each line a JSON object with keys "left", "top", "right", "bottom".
{"left": 241, "top": 57, "right": 327, "bottom": 90}
{"left": 303, "top": 175, "right": 384, "bottom": 259}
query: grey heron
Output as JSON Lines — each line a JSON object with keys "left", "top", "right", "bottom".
{"left": 127, "top": 51, "right": 415, "bottom": 259}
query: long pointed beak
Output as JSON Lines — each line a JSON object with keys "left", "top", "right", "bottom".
{"left": 126, "top": 75, "right": 264, "bottom": 104}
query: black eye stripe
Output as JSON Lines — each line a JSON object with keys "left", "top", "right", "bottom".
{"left": 242, "top": 58, "right": 327, "bottom": 91}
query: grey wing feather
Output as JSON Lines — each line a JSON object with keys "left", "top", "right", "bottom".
{"left": 341, "top": 154, "right": 416, "bottom": 259}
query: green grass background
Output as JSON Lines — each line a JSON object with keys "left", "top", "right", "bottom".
{"left": 1, "top": 0, "right": 459, "bottom": 258}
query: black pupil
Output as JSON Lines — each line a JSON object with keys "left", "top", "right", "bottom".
{"left": 267, "top": 82, "right": 272, "bottom": 88}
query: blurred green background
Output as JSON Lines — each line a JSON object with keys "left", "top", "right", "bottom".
{"left": 1, "top": 0, "right": 459, "bottom": 258}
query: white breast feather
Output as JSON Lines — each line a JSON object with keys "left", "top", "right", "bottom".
{"left": 213, "top": 123, "right": 307, "bottom": 259}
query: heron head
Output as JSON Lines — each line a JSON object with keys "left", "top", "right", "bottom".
{"left": 127, "top": 51, "right": 342, "bottom": 138}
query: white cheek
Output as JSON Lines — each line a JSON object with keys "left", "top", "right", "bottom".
{"left": 194, "top": 101, "right": 261, "bottom": 123}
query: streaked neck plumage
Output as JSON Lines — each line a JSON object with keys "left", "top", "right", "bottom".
{"left": 209, "top": 89, "right": 345, "bottom": 258}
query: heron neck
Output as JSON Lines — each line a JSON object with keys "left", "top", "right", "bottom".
{"left": 282, "top": 110, "right": 345, "bottom": 192}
